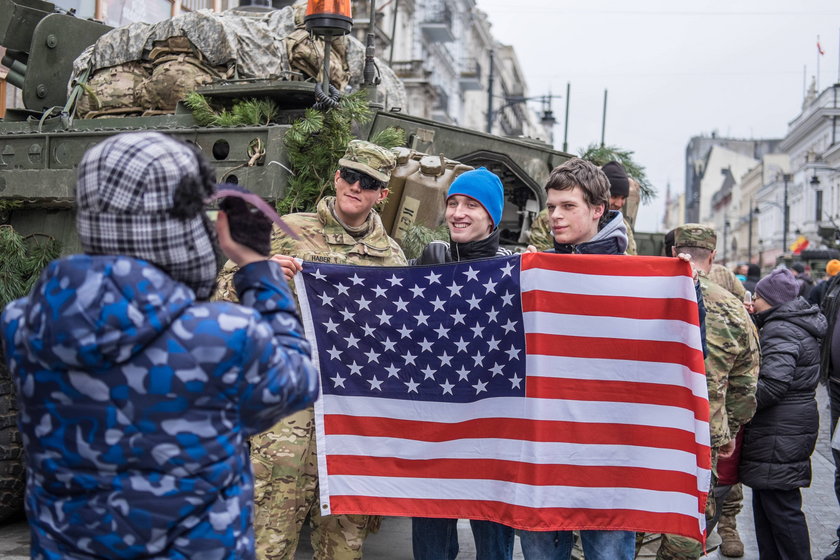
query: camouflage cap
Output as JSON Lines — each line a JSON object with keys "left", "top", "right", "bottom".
{"left": 673, "top": 223, "right": 717, "bottom": 251}
{"left": 338, "top": 139, "right": 397, "bottom": 183}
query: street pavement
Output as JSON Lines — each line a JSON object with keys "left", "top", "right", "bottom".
{"left": 3, "top": 384, "right": 840, "bottom": 559}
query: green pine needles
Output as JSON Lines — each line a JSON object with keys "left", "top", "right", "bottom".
{"left": 0, "top": 226, "right": 61, "bottom": 309}
{"left": 579, "top": 143, "right": 655, "bottom": 203}
{"left": 183, "top": 93, "right": 280, "bottom": 126}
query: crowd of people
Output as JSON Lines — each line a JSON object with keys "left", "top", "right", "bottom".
{"left": 2, "top": 132, "right": 840, "bottom": 560}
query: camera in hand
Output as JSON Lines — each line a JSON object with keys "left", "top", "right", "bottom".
{"left": 219, "top": 196, "right": 272, "bottom": 257}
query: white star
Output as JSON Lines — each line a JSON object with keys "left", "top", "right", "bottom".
{"left": 471, "top": 324, "right": 485, "bottom": 338}
{"left": 404, "top": 351, "right": 418, "bottom": 366}
{"left": 368, "top": 376, "right": 384, "bottom": 391}
{"left": 385, "top": 364, "right": 400, "bottom": 378}
{"left": 473, "top": 380, "right": 488, "bottom": 394}
{"left": 465, "top": 294, "right": 482, "bottom": 310}
{"left": 335, "top": 283, "right": 350, "bottom": 296}
{"left": 382, "top": 337, "right": 397, "bottom": 352}
{"left": 505, "top": 345, "right": 521, "bottom": 361}
{"left": 350, "top": 273, "right": 364, "bottom": 285}
{"left": 447, "top": 281, "right": 463, "bottom": 297}
{"left": 501, "top": 291, "right": 515, "bottom": 307}
{"left": 419, "top": 338, "right": 434, "bottom": 352}
{"left": 430, "top": 296, "right": 446, "bottom": 311}
{"left": 454, "top": 337, "right": 469, "bottom": 353}
{"left": 347, "top": 361, "right": 363, "bottom": 375}
{"left": 486, "top": 307, "right": 499, "bottom": 323}
{"left": 377, "top": 309, "right": 393, "bottom": 325}
{"left": 416, "top": 311, "right": 430, "bottom": 326}
{"left": 451, "top": 309, "right": 466, "bottom": 325}
{"left": 365, "top": 349, "right": 381, "bottom": 363}
{"left": 339, "top": 307, "right": 354, "bottom": 322}
{"left": 394, "top": 297, "right": 409, "bottom": 312}
{"left": 500, "top": 261, "right": 515, "bottom": 278}
{"left": 345, "top": 333, "right": 360, "bottom": 348}
{"left": 455, "top": 365, "right": 470, "bottom": 381}
{"left": 324, "top": 318, "right": 340, "bottom": 333}
{"left": 483, "top": 277, "right": 497, "bottom": 294}
{"left": 387, "top": 274, "right": 403, "bottom": 287}
{"left": 487, "top": 337, "right": 501, "bottom": 351}
{"left": 361, "top": 323, "right": 376, "bottom": 337}
{"left": 440, "top": 379, "right": 455, "bottom": 395}
{"left": 327, "top": 346, "right": 342, "bottom": 361}
{"left": 318, "top": 292, "right": 333, "bottom": 306}
{"left": 372, "top": 285, "right": 388, "bottom": 298}
{"left": 331, "top": 374, "right": 346, "bottom": 388}
{"left": 357, "top": 296, "right": 372, "bottom": 311}
{"left": 502, "top": 319, "right": 517, "bottom": 334}
{"left": 405, "top": 378, "right": 420, "bottom": 393}
{"left": 510, "top": 374, "right": 523, "bottom": 389}
{"left": 398, "top": 325, "right": 413, "bottom": 338}
{"left": 472, "top": 352, "right": 484, "bottom": 367}
{"left": 439, "top": 351, "right": 453, "bottom": 367}
{"left": 463, "top": 266, "right": 480, "bottom": 282}
{"left": 425, "top": 270, "right": 442, "bottom": 284}
{"left": 421, "top": 366, "right": 436, "bottom": 380}
{"left": 490, "top": 362, "right": 505, "bottom": 376}
{"left": 312, "top": 269, "right": 326, "bottom": 281}
{"left": 410, "top": 284, "right": 425, "bottom": 298}
{"left": 434, "top": 324, "right": 450, "bottom": 339}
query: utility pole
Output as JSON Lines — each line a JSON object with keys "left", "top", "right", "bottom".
{"left": 600, "top": 89, "right": 608, "bottom": 147}
{"left": 782, "top": 173, "right": 792, "bottom": 255}
{"left": 563, "top": 82, "right": 570, "bottom": 153}
{"left": 485, "top": 50, "right": 495, "bottom": 133}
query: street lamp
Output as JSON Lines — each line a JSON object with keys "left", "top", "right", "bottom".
{"left": 722, "top": 219, "right": 731, "bottom": 264}
{"left": 782, "top": 172, "right": 792, "bottom": 255}
{"left": 747, "top": 203, "right": 759, "bottom": 263}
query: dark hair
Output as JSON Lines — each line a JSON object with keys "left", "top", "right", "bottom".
{"left": 545, "top": 158, "right": 610, "bottom": 225}
{"left": 219, "top": 196, "right": 273, "bottom": 257}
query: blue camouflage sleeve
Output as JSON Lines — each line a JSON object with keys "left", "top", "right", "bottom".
{"left": 232, "top": 260, "right": 319, "bottom": 435}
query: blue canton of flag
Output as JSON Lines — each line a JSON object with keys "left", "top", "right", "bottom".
{"left": 297, "top": 255, "right": 526, "bottom": 403}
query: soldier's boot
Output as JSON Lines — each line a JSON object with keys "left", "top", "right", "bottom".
{"left": 717, "top": 525, "right": 744, "bottom": 558}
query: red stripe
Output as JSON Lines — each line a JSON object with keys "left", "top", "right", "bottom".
{"left": 324, "top": 414, "right": 710, "bottom": 458}
{"left": 328, "top": 496, "right": 704, "bottom": 542}
{"left": 521, "top": 290, "right": 700, "bottom": 325}
{"left": 525, "top": 377, "right": 710, "bottom": 424}
{"left": 521, "top": 252, "right": 692, "bottom": 279}
{"left": 326, "top": 456, "right": 705, "bottom": 495}
{"left": 526, "top": 332, "right": 706, "bottom": 373}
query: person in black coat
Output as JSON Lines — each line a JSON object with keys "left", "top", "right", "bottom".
{"left": 741, "top": 268, "right": 827, "bottom": 560}
{"left": 742, "top": 263, "right": 761, "bottom": 294}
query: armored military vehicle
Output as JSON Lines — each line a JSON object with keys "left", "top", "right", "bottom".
{"left": 0, "top": 0, "right": 580, "bottom": 521}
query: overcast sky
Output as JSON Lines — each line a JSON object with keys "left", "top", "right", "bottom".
{"left": 475, "top": 0, "right": 840, "bottom": 232}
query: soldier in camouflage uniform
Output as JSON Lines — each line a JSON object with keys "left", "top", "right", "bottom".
{"left": 708, "top": 263, "right": 746, "bottom": 301}
{"left": 655, "top": 224, "right": 759, "bottom": 560}
{"left": 527, "top": 160, "right": 637, "bottom": 254}
{"left": 215, "top": 140, "right": 406, "bottom": 560}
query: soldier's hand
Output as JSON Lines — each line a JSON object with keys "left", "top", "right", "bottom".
{"left": 525, "top": 244, "right": 539, "bottom": 253}
{"left": 270, "top": 255, "right": 303, "bottom": 281}
{"left": 677, "top": 253, "right": 699, "bottom": 285}
{"left": 718, "top": 438, "right": 736, "bottom": 459}
{"left": 216, "top": 210, "right": 265, "bottom": 268}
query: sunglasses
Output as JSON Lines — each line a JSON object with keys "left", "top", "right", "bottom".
{"left": 339, "top": 168, "right": 385, "bottom": 191}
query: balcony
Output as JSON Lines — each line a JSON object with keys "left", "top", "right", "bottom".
{"left": 459, "top": 58, "right": 482, "bottom": 91}
{"left": 391, "top": 60, "right": 431, "bottom": 82}
{"left": 421, "top": 2, "right": 454, "bottom": 42}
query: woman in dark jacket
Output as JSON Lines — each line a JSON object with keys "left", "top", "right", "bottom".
{"left": 741, "top": 267, "right": 827, "bottom": 560}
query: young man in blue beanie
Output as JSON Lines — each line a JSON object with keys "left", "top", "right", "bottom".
{"left": 412, "top": 167, "right": 515, "bottom": 559}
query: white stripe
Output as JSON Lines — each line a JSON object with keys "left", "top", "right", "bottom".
{"left": 326, "top": 475, "right": 703, "bottom": 518}
{"left": 521, "top": 268, "right": 697, "bottom": 301}
{"left": 524, "top": 311, "right": 703, "bottom": 350}
{"left": 525, "top": 355, "right": 709, "bottom": 400}
{"left": 323, "top": 395, "right": 710, "bottom": 447}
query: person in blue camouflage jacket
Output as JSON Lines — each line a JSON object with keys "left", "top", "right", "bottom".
{"left": 0, "top": 132, "right": 318, "bottom": 560}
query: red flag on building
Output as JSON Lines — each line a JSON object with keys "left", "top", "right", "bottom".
{"left": 297, "top": 253, "right": 710, "bottom": 543}
{"left": 790, "top": 235, "right": 810, "bottom": 254}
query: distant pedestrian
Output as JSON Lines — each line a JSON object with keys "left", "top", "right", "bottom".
{"left": 0, "top": 132, "right": 319, "bottom": 559}
{"left": 810, "top": 259, "right": 840, "bottom": 308}
{"left": 743, "top": 263, "right": 761, "bottom": 294}
{"left": 818, "top": 269, "right": 840, "bottom": 560}
{"left": 741, "top": 268, "right": 826, "bottom": 560}
{"left": 791, "top": 261, "right": 815, "bottom": 300}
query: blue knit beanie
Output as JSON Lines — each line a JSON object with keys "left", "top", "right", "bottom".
{"left": 446, "top": 167, "right": 504, "bottom": 229}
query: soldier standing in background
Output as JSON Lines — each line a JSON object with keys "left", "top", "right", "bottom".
{"left": 528, "top": 160, "right": 636, "bottom": 254}
{"left": 215, "top": 140, "right": 406, "bottom": 559}
{"left": 656, "top": 224, "right": 760, "bottom": 560}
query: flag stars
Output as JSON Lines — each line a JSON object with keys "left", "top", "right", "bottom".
{"left": 347, "top": 361, "right": 363, "bottom": 375}
{"left": 487, "top": 337, "right": 501, "bottom": 351}
{"left": 372, "top": 285, "right": 388, "bottom": 298}
{"left": 398, "top": 325, "right": 413, "bottom": 339}
{"left": 350, "top": 273, "right": 364, "bottom": 285}
{"left": 434, "top": 324, "right": 450, "bottom": 339}
{"left": 455, "top": 365, "right": 470, "bottom": 381}
{"left": 365, "top": 349, "right": 381, "bottom": 363}
{"left": 440, "top": 379, "right": 455, "bottom": 395}
{"left": 421, "top": 366, "right": 436, "bottom": 380}
{"left": 425, "top": 270, "right": 442, "bottom": 284}
{"left": 430, "top": 297, "right": 446, "bottom": 311}
{"left": 439, "top": 351, "right": 453, "bottom": 367}
{"left": 447, "top": 282, "right": 464, "bottom": 297}
{"left": 361, "top": 323, "right": 376, "bottom": 337}
{"left": 454, "top": 337, "right": 470, "bottom": 353}
{"left": 500, "top": 261, "right": 515, "bottom": 278}
{"left": 419, "top": 338, "right": 434, "bottom": 352}
{"left": 377, "top": 309, "right": 393, "bottom": 325}
{"left": 336, "top": 283, "right": 350, "bottom": 296}
{"left": 501, "top": 291, "right": 515, "bottom": 307}
{"left": 385, "top": 364, "right": 400, "bottom": 378}
{"left": 331, "top": 373, "right": 346, "bottom": 388}
{"left": 318, "top": 292, "right": 333, "bottom": 306}
{"left": 339, "top": 308, "right": 354, "bottom": 322}
{"left": 345, "top": 333, "right": 360, "bottom": 348}
{"left": 451, "top": 309, "right": 466, "bottom": 325}
{"left": 489, "top": 362, "right": 505, "bottom": 376}
{"left": 367, "top": 376, "right": 384, "bottom": 391}
{"left": 394, "top": 298, "right": 409, "bottom": 312}
{"left": 483, "top": 277, "right": 498, "bottom": 295}
{"left": 324, "top": 318, "right": 340, "bottom": 333}
{"left": 465, "top": 294, "right": 482, "bottom": 310}
{"left": 327, "top": 347, "right": 342, "bottom": 361}
{"left": 387, "top": 274, "right": 403, "bottom": 287}
{"left": 410, "top": 284, "right": 425, "bottom": 298}
{"left": 416, "top": 311, "right": 430, "bottom": 326}
{"left": 470, "top": 324, "right": 485, "bottom": 339}
{"left": 473, "top": 380, "right": 488, "bottom": 394}
{"left": 510, "top": 374, "right": 523, "bottom": 389}
{"left": 505, "top": 345, "right": 521, "bottom": 361}
{"left": 404, "top": 351, "right": 418, "bottom": 366}
{"left": 357, "top": 296, "right": 372, "bottom": 311}
{"left": 312, "top": 269, "right": 326, "bottom": 281}
{"left": 381, "top": 337, "right": 397, "bottom": 352}
{"left": 502, "top": 319, "right": 518, "bottom": 334}
{"left": 486, "top": 307, "right": 499, "bottom": 323}
{"left": 472, "top": 352, "right": 484, "bottom": 367}
{"left": 463, "top": 267, "right": 480, "bottom": 282}
{"left": 405, "top": 378, "right": 420, "bottom": 393}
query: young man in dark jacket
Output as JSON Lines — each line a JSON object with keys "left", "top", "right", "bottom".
{"left": 412, "top": 167, "right": 514, "bottom": 559}
{"left": 742, "top": 268, "right": 827, "bottom": 560}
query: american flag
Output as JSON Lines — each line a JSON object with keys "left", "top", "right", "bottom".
{"left": 295, "top": 252, "right": 710, "bottom": 543}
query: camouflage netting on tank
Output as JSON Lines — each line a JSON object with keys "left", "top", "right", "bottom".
{"left": 70, "top": 2, "right": 407, "bottom": 117}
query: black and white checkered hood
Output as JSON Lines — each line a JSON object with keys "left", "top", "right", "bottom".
{"left": 76, "top": 132, "right": 218, "bottom": 299}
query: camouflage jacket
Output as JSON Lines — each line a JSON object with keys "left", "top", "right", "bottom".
{"left": 528, "top": 207, "right": 636, "bottom": 254}
{"left": 215, "top": 197, "right": 406, "bottom": 303}
{"left": 708, "top": 263, "right": 746, "bottom": 300}
{"left": 699, "top": 273, "right": 760, "bottom": 447}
